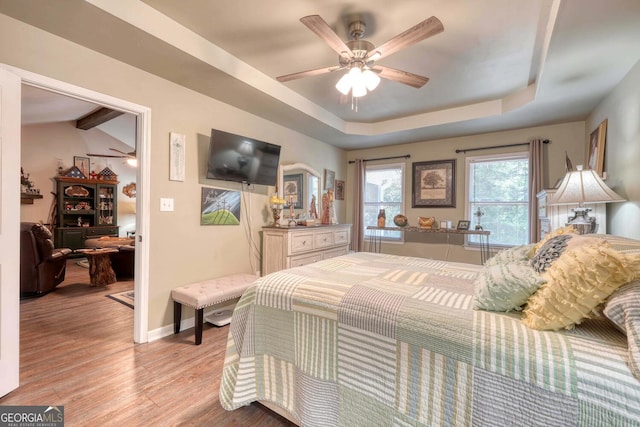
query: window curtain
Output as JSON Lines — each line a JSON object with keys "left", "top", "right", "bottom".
{"left": 351, "top": 159, "right": 365, "bottom": 252}
{"left": 528, "top": 139, "right": 544, "bottom": 243}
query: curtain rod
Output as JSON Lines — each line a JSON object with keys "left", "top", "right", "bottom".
{"left": 455, "top": 139, "right": 550, "bottom": 154}
{"left": 348, "top": 154, "right": 411, "bottom": 164}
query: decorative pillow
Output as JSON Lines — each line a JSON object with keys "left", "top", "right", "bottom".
{"left": 532, "top": 225, "right": 578, "bottom": 255}
{"left": 603, "top": 281, "right": 640, "bottom": 380}
{"left": 530, "top": 234, "right": 608, "bottom": 273}
{"left": 522, "top": 244, "right": 640, "bottom": 331}
{"left": 484, "top": 244, "right": 534, "bottom": 267}
{"left": 474, "top": 259, "right": 545, "bottom": 312}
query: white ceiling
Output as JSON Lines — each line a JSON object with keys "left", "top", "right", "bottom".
{"left": 5, "top": 0, "right": 640, "bottom": 150}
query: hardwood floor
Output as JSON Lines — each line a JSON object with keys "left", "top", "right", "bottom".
{"left": 1, "top": 259, "right": 295, "bottom": 426}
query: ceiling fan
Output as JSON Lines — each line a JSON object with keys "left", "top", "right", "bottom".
{"left": 87, "top": 148, "right": 136, "bottom": 159}
{"left": 276, "top": 14, "right": 444, "bottom": 99}
{"left": 87, "top": 148, "right": 137, "bottom": 166}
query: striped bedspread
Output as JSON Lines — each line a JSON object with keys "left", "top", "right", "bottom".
{"left": 220, "top": 252, "right": 640, "bottom": 426}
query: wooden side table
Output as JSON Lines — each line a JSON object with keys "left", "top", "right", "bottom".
{"left": 76, "top": 248, "right": 119, "bottom": 286}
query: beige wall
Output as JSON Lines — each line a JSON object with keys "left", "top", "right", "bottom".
{"left": 346, "top": 122, "right": 586, "bottom": 264}
{"left": 20, "top": 122, "right": 137, "bottom": 236}
{"left": 1, "top": 14, "right": 346, "bottom": 331}
{"left": 586, "top": 60, "right": 640, "bottom": 239}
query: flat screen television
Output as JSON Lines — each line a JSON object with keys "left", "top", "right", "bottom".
{"left": 206, "top": 129, "right": 281, "bottom": 186}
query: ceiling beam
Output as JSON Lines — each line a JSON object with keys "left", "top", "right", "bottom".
{"left": 76, "top": 107, "right": 124, "bottom": 130}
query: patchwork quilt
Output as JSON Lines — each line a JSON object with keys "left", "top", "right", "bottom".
{"left": 220, "top": 252, "right": 640, "bottom": 426}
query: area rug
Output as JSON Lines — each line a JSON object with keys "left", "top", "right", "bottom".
{"left": 106, "top": 290, "right": 134, "bottom": 309}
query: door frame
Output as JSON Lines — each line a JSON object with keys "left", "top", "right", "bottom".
{"left": 0, "top": 67, "right": 22, "bottom": 397}
{"left": 3, "top": 64, "right": 151, "bottom": 343}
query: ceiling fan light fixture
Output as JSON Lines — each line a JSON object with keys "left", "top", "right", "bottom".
{"left": 335, "top": 73, "right": 352, "bottom": 95}
{"left": 351, "top": 80, "right": 367, "bottom": 98}
{"left": 126, "top": 158, "right": 138, "bottom": 167}
{"left": 363, "top": 69, "right": 381, "bottom": 91}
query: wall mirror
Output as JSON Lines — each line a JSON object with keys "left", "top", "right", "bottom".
{"left": 277, "top": 163, "right": 322, "bottom": 221}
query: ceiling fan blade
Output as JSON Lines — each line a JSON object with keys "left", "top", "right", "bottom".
{"left": 277, "top": 66, "right": 342, "bottom": 82}
{"left": 373, "top": 65, "right": 430, "bottom": 88}
{"left": 109, "top": 147, "right": 136, "bottom": 158}
{"left": 87, "top": 153, "right": 127, "bottom": 158}
{"left": 367, "top": 16, "right": 444, "bottom": 61}
{"left": 300, "top": 15, "right": 353, "bottom": 58}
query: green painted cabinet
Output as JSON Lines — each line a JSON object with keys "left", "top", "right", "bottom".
{"left": 54, "top": 177, "right": 119, "bottom": 250}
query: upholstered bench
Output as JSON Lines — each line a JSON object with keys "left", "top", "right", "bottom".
{"left": 171, "top": 273, "right": 258, "bottom": 345}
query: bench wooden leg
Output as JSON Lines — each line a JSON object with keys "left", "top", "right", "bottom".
{"left": 173, "top": 301, "right": 182, "bottom": 334}
{"left": 195, "top": 308, "right": 204, "bottom": 345}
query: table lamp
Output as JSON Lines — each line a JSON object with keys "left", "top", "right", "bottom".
{"left": 547, "top": 165, "right": 625, "bottom": 234}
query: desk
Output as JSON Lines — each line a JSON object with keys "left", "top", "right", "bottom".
{"left": 76, "top": 248, "right": 119, "bottom": 286}
{"left": 366, "top": 226, "right": 491, "bottom": 263}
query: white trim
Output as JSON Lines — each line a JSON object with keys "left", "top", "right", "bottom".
{"left": 2, "top": 64, "right": 151, "bottom": 343}
{"left": 0, "top": 67, "right": 21, "bottom": 397}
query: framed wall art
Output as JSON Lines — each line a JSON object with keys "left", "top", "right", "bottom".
{"left": 169, "top": 132, "right": 186, "bottom": 181}
{"left": 283, "top": 173, "right": 303, "bottom": 209}
{"left": 200, "top": 187, "right": 240, "bottom": 225}
{"left": 73, "top": 156, "right": 90, "bottom": 179}
{"left": 412, "top": 159, "right": 456, "bottom": 208}
{"left": 587, "top": 119, "right": 607, "bottom": 177}
{"left": 334, "top": 180, "right": 345, "bottom": 200}
{"left": 324, "top": 169, "right": 335, "bottom": 190}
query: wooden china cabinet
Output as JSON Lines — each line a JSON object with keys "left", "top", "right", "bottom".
{"left": 54, "top": 176, "right": 119, "bottom": 250}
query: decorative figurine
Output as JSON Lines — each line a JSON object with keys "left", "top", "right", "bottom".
{"left": 309, "top": 195, "right": 317, "bottom": 219}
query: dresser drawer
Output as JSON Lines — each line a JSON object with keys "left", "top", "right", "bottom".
{"left": 290, "top": 252, "right": 323, "bottom": 268}
{"left": 314, "top": 231, "right": 334, "bottom": 248}
{"left": 334, "top": 229, "right": 349, "bottom": 246}
{"left": 323, "top": 247, "right": 348, "bottom": 260}
{"left": 290, "top": 232, "right": 314, "bottom": 254}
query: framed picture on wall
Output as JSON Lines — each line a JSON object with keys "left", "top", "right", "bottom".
{"left": 334, "top": 180, "right": 345, "bottom": 200}
{"left": 283, "top": 173, "right": 303, "bottom": 209}
{"left": 324, "top": 169, "right": 335, "bottom": 190}
{"left": 200, "top": 187, "right": 241, "bottom": 225}
{"left": 412, "top": 159, "right": 456, "bottom": 208}
{"left": 73, "top": 156, "right": 90, "bottom": 179}
{"left": 587, "top": 119, "right": 607, "bottom": 177}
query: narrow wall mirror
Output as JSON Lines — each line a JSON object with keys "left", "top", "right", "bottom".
{"left": 277, "top": 163, "right": 322, "bottom": 223}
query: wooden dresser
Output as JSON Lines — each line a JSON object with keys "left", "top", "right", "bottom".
{"left": 261, "top": 224, "right": 351, "bottom": 275}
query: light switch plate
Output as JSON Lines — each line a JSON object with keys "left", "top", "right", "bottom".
{"left": 160, "top": 197, "right": 174, "bottom": 211}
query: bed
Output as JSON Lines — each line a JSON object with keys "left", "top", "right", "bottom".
{"left": 220, "top": 233, "right": 640, "bottom": 426}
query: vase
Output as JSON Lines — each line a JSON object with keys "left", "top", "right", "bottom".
{"left": 377, "top": 209, "right": 386, "bottom": 228}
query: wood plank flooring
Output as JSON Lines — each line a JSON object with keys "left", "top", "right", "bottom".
{"left": 1, "top": 259, "right": 295, "bottom": 426}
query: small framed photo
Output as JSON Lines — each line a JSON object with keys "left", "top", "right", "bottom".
{"left": 439, "top": 220, "right": 449, "bottom": 229}
{"left": 457, "top": 220, "right": 470, "bottom": 230}
{"left": 334, "top": 180, "right": 345, "bottom": 200}
{"left": 324, "top": 169, "right": 335, "bottom": 190}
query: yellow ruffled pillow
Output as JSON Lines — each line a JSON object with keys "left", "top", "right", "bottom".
{"left": 530, "top": 225, "right": 578, "bottom": 256}
{"left": 522, "top": 244, "right": 640, "bottom": 331}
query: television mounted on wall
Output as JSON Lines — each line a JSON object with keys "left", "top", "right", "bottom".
{"left": 206, "top": 129, "right": 281, "bottom": 186}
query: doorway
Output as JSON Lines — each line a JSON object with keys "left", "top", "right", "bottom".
{"left": 1, "top": 64, "right": 151, "bottom": 397}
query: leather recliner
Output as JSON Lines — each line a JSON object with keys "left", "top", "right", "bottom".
{"left": 20, "top": 222, "right": 72, "bottom": 297}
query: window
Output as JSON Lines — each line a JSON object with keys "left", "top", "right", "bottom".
{"left": 364, "top": 163, "right": 404, "bottom": 241}
{"left": 466, "top": 153, "right": 529, "bottom": 246}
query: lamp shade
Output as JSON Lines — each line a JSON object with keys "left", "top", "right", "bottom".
{"left": 548, "top": 166, "right": 625, "bottom": 205}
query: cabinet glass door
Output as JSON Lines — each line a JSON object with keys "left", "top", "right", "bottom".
{"left": 97, "top": 185, "right": 116, "bottom": 225}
